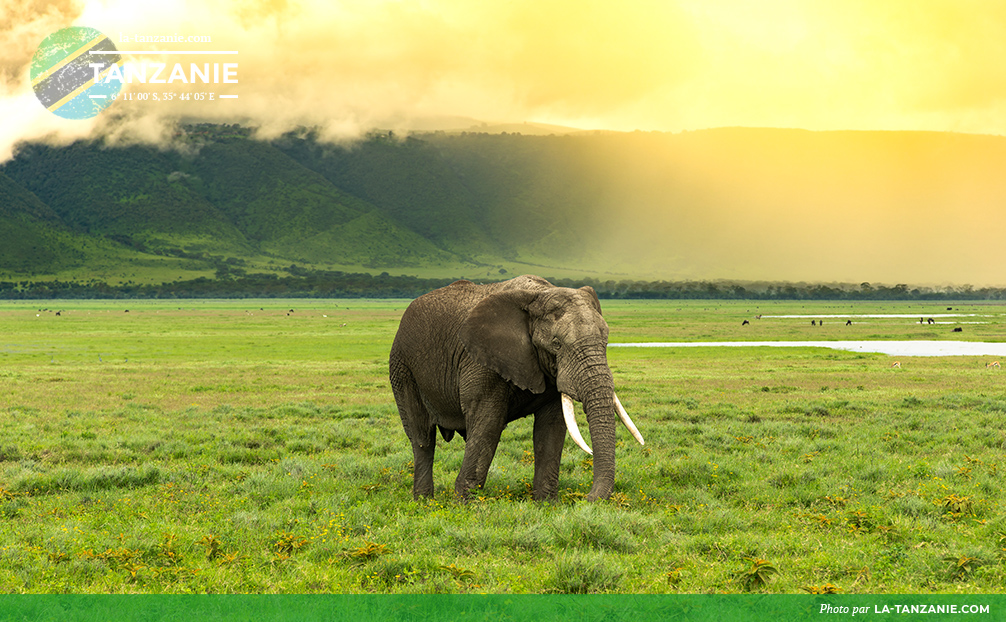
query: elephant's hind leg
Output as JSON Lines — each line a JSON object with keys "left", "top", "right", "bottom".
{"left": 410, "top": 426, "right": 438, "bottom": 498}
{"left": 390, "top": 362, "right": 437, "bottom": 498}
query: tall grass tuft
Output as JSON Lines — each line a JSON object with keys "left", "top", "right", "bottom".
{"left": 12, "top": 464, "right": 161, "bottom": 495}
{"left": 549, "top": 505, "right": 640, "bottom": 553}
{"left": 550, "top": 552, "right": 623, "bottom": 593}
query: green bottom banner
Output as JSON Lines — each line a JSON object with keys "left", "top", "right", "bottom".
{"left": 0, "top": 594, "right": 999, "bottom": 621}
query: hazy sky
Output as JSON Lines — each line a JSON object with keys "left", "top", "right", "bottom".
{"left": 4, "top": 0, "right": 1006, "bottom": 285}
{"left": 4, "top": 0, "right": 1006, "bottom": 159}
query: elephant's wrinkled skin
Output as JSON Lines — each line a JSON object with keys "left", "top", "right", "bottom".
{"left": 389, "top": 275, "right": 642, "bottom": 501}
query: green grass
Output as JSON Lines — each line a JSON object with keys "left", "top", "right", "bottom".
{"left": 2, "top": 299, "right": 1006, "bottom": 593}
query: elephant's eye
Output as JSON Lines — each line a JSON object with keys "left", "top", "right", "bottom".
{"left": 551, "top": 337, "right": 562, "bottom": 350}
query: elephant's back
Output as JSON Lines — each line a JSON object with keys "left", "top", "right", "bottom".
{"left": 391, "top": 280, "right": 481, "bottom": 369}
{"left": 391, "top": 275, "right": 554, "bottom": 356}
{"left": 390, "top": 281, "right": 484, "bottom": 421}
{"left": 396, "top": 280, "right": 480, "bottom": 336}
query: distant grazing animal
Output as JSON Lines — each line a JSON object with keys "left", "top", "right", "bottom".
{"left": 845, "top": 320, "right": 852, "bottom": 326}
{"left": 742, "top": 320, "right": 749, "bottom": 325}
{"left": 947, "top": 307, "right": 953, "bottom": 311}
{"left": 755, "top": 315, "right": 762, "bottom": 319}
{"left": 891, "top": 361, "right": 901, "bottom": 368}
{"left": 927, "top": 318, "right": 935, "bottom": 324}
{"left": 953, "top": 327, "right": 963, "bottom": 333}
{"left": 919, "top": 318, "right": 924, "bottom": 324}
{"left": 987, "top": 361, "right": 1001, "bottom": 369}
{"left": 811, "top": 320, "right": 816, "bottom": 326}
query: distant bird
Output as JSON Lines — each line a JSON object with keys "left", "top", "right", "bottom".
{"left": 98, "top": 355, "right": 103, "bottom": 363}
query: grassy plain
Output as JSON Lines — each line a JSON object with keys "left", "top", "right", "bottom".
{"left": 2, "top": 299, "right": 1006, "bottom": 593}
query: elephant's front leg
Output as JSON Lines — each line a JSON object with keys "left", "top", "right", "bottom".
{"left": 455, "top": 387, "right": 510, "bottom": 499}
{"left": 532, "top": 399, "right": 565, "bottom": 501}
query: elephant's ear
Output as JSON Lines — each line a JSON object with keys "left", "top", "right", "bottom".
{"left": 459, "top": 290, "right": 546, "bottom": 393}
{"left": 579, "top": 285, "right": 602, "bottom": 315}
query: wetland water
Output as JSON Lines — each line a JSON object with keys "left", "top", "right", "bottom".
{"left": 609, "top": 341, "right": 1006, "bottom": 357}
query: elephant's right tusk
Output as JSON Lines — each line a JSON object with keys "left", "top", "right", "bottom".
{"left": 561, "top": 393, "right": 593, "bottom": 455}
{"left": 614, "top": 393, "right": 645, "bottom": 446}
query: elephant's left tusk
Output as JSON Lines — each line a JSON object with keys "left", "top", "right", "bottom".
{"left": 561, "top": 393, "right": 593, "bottom": 455}
{"left": 614, "top": 393, "right": 645, "bottom": 446}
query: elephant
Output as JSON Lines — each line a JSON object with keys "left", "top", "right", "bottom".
{"left": 389, "top": 274, "right": 644, "bottom": 502}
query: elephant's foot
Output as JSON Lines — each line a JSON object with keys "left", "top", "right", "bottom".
{"left": 412, "top": 479, "right": 435, "bottom": 498}
{"left": 454, "top": 476, "right": 484, "bottom": 501}
{"left": 532, "top": 488, "right": 559, "bottom": 503}
{"left": 585, "top": 482, "right": 614, "bottom": 502}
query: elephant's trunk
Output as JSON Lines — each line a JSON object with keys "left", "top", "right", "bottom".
{"left": 558, "top": 339, "right": 619, "bottom": 501}
{"left": 581, "top": 383, "right": 618, "bottom": 501}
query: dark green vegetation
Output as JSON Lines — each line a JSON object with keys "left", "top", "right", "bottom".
{"left": 5, "top": 271, "right": 1006, "bottom": 301}
{"left": 3, "top": 125, "right": 590, "bottom": 285}
{"left": 5, "top": 126, "right": 1006, "bottom": 291}
{"left": 2, "top": 299, "right": 1006, "bottom": 593}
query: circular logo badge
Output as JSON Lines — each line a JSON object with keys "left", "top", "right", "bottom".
{"left": 30, "top": 26, "right": 122, "bottom": 120}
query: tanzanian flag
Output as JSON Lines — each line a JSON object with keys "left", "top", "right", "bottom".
{"left": 31, "top": 26, "right": 122, "bottom": 120}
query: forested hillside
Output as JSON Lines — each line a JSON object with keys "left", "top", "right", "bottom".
{"left": 3, "top": 125, "right": 1006, "bottom": 291}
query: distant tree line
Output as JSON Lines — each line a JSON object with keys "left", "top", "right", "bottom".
{"left": 557, "top": 279, "right": 1006, "bottom": 301}
{"left": 1, "top": 271, "right": 1005, "bottom": 301}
